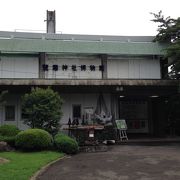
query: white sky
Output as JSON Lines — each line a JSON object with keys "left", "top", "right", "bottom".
{"left": 0, "top": 0, "right": 179, "bottom": 36}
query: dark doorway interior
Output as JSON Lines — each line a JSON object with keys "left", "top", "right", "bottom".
{"left": 119, "top": 98, "right": 149, "bottom": 133}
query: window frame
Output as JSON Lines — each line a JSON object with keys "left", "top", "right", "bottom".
{"left": 5, "top": 105, "right": 16, "bottom": 121}
{"left": 72, "top": 104, "right": 82, "bottom": 119}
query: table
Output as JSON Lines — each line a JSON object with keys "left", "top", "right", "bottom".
{"left": 64, "top": 125, "right": 104, "bottom": 145}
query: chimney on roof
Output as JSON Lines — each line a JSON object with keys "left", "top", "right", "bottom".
{"left": 46, "top": 10, "right": 56, "bottom": 34}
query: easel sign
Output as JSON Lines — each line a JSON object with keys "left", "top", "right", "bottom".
{"left": 115, "top": 119, "right": 128, "bottom": 141}
{"left": 115, "top": 119, "right": 127, "bottom": 130}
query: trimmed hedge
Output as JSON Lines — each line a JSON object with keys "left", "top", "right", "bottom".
{"left": 0, "top": 125, "right": 20, "bottom": 146}
{"left": 15, "top": 129, "right": 53, "bottom": 151}
{"left": 0, "top": 125, "right": 20, "bottom": 136}
{"left": 54, "top": 133, "right": 79, "bottom": 154}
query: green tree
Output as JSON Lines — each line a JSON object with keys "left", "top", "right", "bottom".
{"left": 151, "top": 11, "right": 180, "bottom": 135}
{"left": 22, "top": 87, "right": 63, "bottom": 135}
{"left": 151, "top": 11, "right": 180, "bottom": 79}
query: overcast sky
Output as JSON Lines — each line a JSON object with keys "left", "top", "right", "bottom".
{"left": 0, "top": 0, "right": 179, "bottom": 36}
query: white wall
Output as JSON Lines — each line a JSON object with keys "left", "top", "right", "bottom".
{"left": 107, "top": 58, "right": 161, "bottom": 79}
{"left": 46, "top": 55, "right": 102, "bottom": 79}
{"left": 0, "top": 55, "right": 161, "bottom": 80}
{"left": 0, "top": 56, "right": 39, "bottom": 78}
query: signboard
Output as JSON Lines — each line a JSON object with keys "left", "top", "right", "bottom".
{"left": 84, "top": 107, "right": 94, "bottom": 114}
{"left": 89, "top": 130, "right": 94, "bottom": 138}
{"left": 115, "top": 119, "right": 127, "bottom": 130}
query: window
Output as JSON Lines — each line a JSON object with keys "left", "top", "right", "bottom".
{"left": 5, "top": 105, "right": 15, "bottom": 121}
{"left": 72, "top": 105, "right": 81, "bottom": 119}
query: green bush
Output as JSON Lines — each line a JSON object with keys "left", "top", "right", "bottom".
{"left": 0, "top": 125, "right": 20, "bottom": 146}
{"left": 22, "top": 87, "right": 63, "bottom": 135}
{"left": 0, "top": 124, "right": 20, "bottom": 136}
{"left": 54, "top": 133, "right": 79, "bottom": 154}
{"left": 15, "top": 129, "right": 53, "bottom": 151}
{"left": 0, "top": 135, "right": 15, "bottom": 147}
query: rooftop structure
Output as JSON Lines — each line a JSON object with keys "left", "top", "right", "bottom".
{"left": 0, "top": 31, "right": 166, "bottom": 55}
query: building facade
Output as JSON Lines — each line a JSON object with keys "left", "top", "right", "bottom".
{"left": 0, "top": 31, "right": 178, "bottom": 136}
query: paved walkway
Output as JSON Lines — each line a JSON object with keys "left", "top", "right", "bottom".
{"left": 37, "top": 144, "right": 180, "bottom": 180}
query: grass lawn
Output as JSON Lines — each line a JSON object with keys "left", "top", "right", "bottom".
{"left": 0, "top": 151, "right": 64, "bottom": 180}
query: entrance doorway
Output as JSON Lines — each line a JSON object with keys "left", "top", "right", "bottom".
{"left": 119, "top": 99, "right": 149, "bottom": 133}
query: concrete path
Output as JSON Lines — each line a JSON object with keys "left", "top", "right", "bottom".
{"left": 37, "top": 144, "right": 180, "bottom": 180}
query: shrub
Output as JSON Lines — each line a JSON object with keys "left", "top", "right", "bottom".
{"left": 0, "top": 125, "right": 20, "bottom": 137}
{"left": 15, "top": 129, "right": 53, "bottom": 151}
{"left": 21, "top": 87, "right": 63, "bottom": 135}
{"left": 0, "top": 125, "right": 20, "bottom": 146}
{"left": 54, "top": 133, "right": 79, "bottom": 154}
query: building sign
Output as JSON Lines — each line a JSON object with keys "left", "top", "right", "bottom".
{"left": 42, "top": 64, "right": 104, "bottom": 71}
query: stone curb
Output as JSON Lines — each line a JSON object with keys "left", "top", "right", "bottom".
{"left": 30, "top": 155, "right": 69, "bottom": 180}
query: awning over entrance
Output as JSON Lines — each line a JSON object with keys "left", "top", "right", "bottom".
{"left": 0, "top": 79, "right": 179, "bottom": 86}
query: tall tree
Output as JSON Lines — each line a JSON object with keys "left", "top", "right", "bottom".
{"left": 151, "top": 11, "right": 180, "bottom": 135}
{"left": 151, "top": 11, "right": 180, "bottom": 79}
{"left": 22, "top": 87, "right": 63, "bottom": 135}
